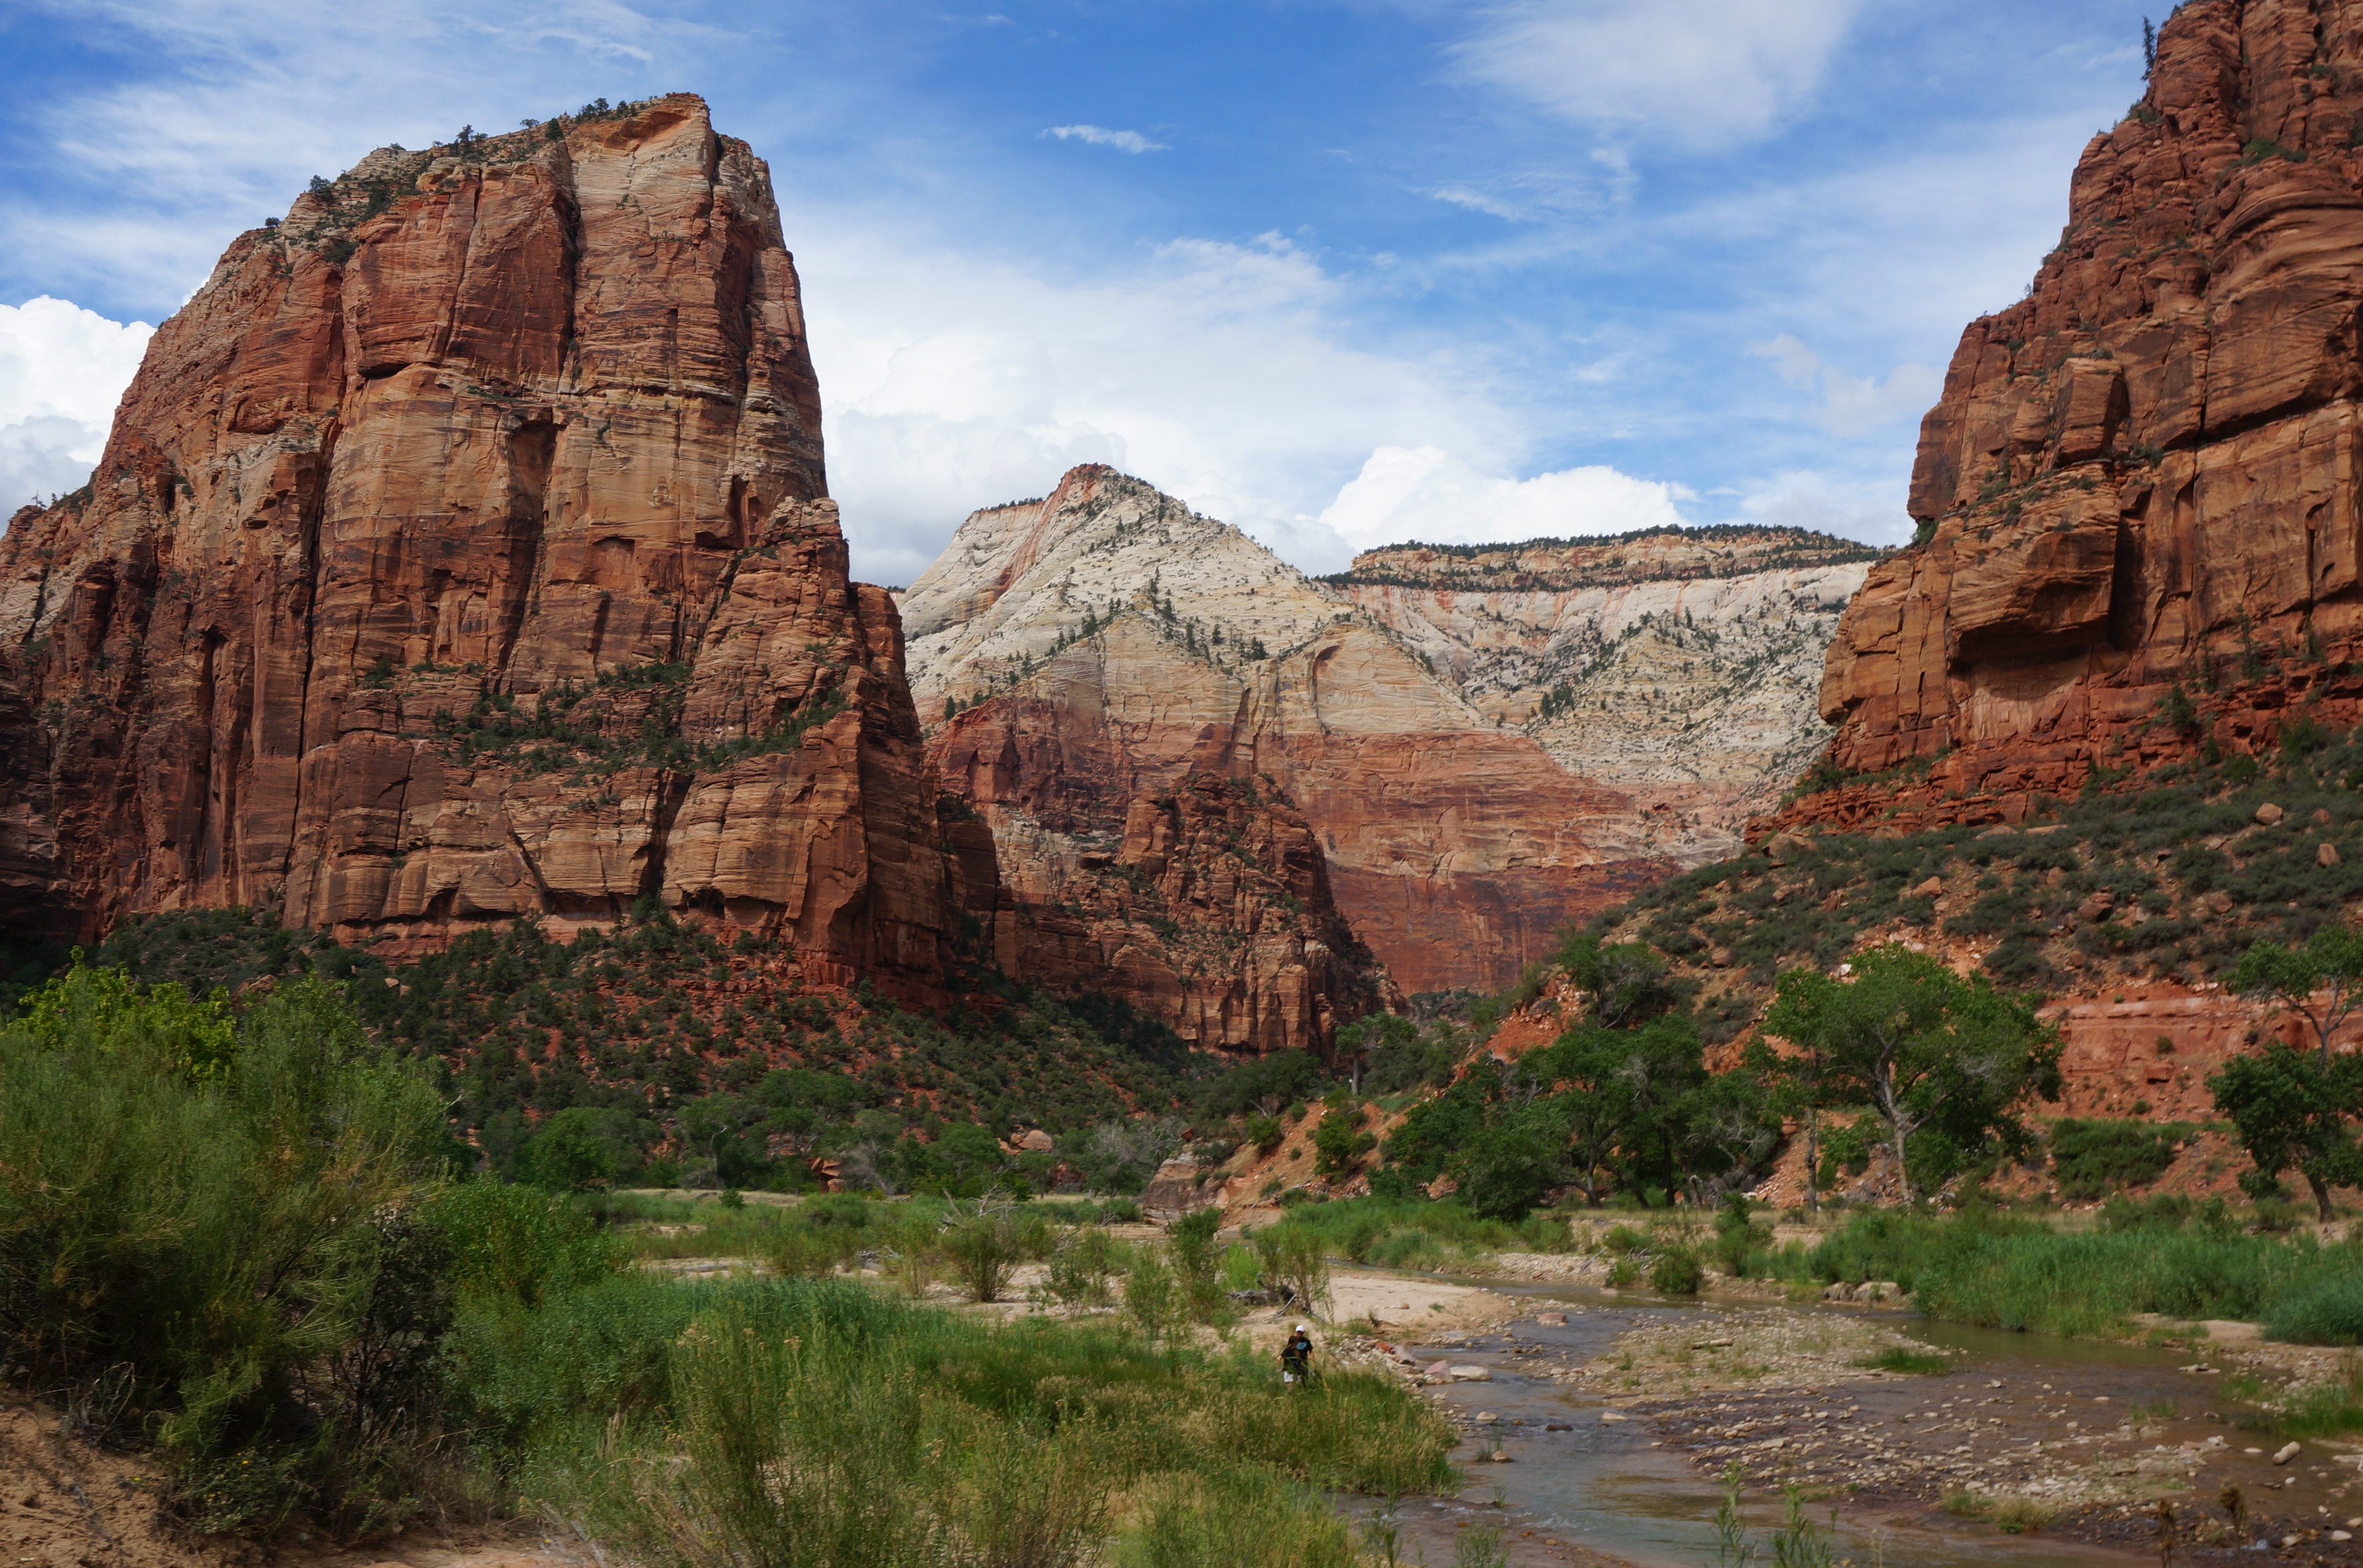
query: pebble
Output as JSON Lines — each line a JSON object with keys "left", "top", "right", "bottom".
{"left": 1450, "top": 1365, "right": 1492, "bottom": 1382}
{"left": 2274, "top": 1442, "right": 2303, "bottom": 1465}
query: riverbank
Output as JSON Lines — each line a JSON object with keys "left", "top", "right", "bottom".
{"left": 1367, "top": 1287, "right": 2363, "bottom": 1567}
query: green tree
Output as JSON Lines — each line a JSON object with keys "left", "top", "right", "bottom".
{"left": 1525, "top": 1014, "right": 1705, "bottom": 1206}
{"left": 2226, "top": 926, "right": 2363, "bottom": 1061}
{"left": 676, "top": 1093, "right": 773, "bottom": 1190}
{"left": 2207, "top": 1044, "right": 2363, "bottom": 1221}
{"left": 520, "top": 1105, "right": 644, "bottom": 1191}
{"left": 1558, "top": 934, "right": 1680, "bottom": 1028}
{"left": 1312, "top": 1103, "right": 1377, "bottom": 1178}
{"left": 1762, "top": 945, "right": 2060, "bottom": 1203}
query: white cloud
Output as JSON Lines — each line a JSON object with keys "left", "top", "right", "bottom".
{"left": 1316, "top": 444, "right": 1693, "bottom": 554}
{"left": 1750, "top": 334, "right": 1940, "bottom": 438}
{"left": 1043, "top": 124, "right": 1167, "bottom": 154}
{"left": 799, "top": 228, "right": 1531, "bottom": 581}
{"left": 1431, "top": 186, "right": 1523, "bottom": 220}
{"left": 1450, "top": 0, "right": 1869, "bottom": 150}
{"left": 0, "top": 297, "right": 154, "bottom": 511}
{"left": 1726, "top": 468, "right": 1912, "bottom": 547}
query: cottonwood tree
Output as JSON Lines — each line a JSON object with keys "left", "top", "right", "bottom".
{"left": 2226, "top": 925, "right": 2363, "bottom": 1061}
{"left": 1763, "top": 945, "right": 2061, "bottom": 1204}
{"left": 2208, "top": 1044, "right": 2363, "bottom": 1221}
{"left": 1546, "top": 1016, "right": 1706, "bottom": 1205}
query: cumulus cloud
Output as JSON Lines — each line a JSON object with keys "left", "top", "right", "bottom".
{"left": 1725, "top": 467, "right": 1913, "bottom": 548}
{"left": 1042, "top": 124, "right": 1167, "bottom": 154}
{"left": 799, "top": 230, "right": 1529, "bottom": 582}
{"left": 0, "top": 297, "right": 154, "bottom": 512}
{"left": 1751, "top": 333, "right": 1940, "bottom": 438}
{"left": 1317, "top": 444, "right": 1694, "bottom": 556}
{"left": 1450, "top": 0, "right": 1869, "bottom": 150}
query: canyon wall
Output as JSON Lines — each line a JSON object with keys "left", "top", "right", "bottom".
{"left": 1779, "top": 0, "right": 2363, "bottom": 835}
{"left": 1329, "top": 531, "right": 1874, "bottom": 862}
{"left": 0, "top": 97, "right": 985, "bottom": 991}
{"left": 905, "top": 467, "right": 1663, "bottom": 999}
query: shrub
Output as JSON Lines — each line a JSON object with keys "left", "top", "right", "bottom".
{"left": 2048, "top": 1118, "right": 2193, "bottom": 1200}
{"left": 1311, "top": 1105, "right": 1376, "bottom": 1178}
{"left": 1252, "top": 1226, "right": 1332, "bottom": 1318}
{"left": 1648, "top": 1248, "right": 1703, "bottom": 1295}
{"left": 1041, "top": 1225, "right": 1119, "bottom": 1308}
{"left": 1124, "top": 1250, "right": 1184, "bottom": 1349}
{"left": 940, "top": 1206, "right": 1032, "bottom": 1302}
{"left": 0, "top": 974, "right": 456, "bottom": 1536}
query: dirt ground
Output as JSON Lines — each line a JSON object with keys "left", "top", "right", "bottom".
{"left": 0, "top": 1400, "right": 581, "bottom": 1568}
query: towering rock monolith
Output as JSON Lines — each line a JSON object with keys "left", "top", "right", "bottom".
{"left": 0, "top": 96, "right": 985, "bottom": 991}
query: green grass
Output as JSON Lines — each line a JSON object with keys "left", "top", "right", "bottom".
{"left": 2272, "top": 1357, "right": 2363, "bottom": 1439}
{"left": 1780, "top": 1206, "right": 2363, "bottom": 1341}
{"left": 2264, "top": 1275, "right": 2363, "bottom": 1347}
{"left": 1248, "top": 1195, "right": 1575, "bottom": 1273}
{"left": 1856, "top": 1346, "right": 1951, "bottom": 1375}
{"left": 479, "top": 1276, "right": 1456, "bottom": 1567}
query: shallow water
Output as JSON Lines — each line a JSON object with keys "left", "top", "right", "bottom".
{"left": 1355, "top": 1271, "right": 2356, "bottom": 1568}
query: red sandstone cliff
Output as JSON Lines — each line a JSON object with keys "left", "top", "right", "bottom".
{"left": 1778, "top": 0, "right": 2363, "bottom": 835}
{"left": 0, "top": 97, "right": 983, "bottom": 989}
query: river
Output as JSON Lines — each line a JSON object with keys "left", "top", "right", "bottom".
{"left": 1340, "top": 1272, "right": 2360, "bottom": 1568}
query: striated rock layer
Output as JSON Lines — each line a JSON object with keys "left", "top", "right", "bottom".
{"left": 1328, "top": 531, "right": 1874, "bottom": 863}
{"left": 905, "top": 466, "right": 1663, "bottom": 999}
{"left": 0, "top": 97, "right": 984, "bottom": 991}
{"left": 1778, "top": 0, "right": 2363, "bottom": 836}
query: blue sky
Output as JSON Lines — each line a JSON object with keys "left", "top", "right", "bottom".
{"left": 0, "top": 0, "right": 2154, "bottom": 583}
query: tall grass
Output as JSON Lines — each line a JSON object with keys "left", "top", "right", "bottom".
{"left": 1790, "top": 1208, "right": 2363, "bottom": 1340}
{"left": 1253, "top": 1197, "right": 1574, "bottom": 1274}
{"left": 475, "top": 1278, "right": 1456, "bottom": 1566}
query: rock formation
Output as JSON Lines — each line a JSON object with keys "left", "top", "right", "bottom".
{"left": 1779, "top": 0, "right": 2363, "bottom": 835}
{"left": 1327, "top": 531, "right": 1874, "bottom": 862}
{"left": 905, "top": 466, "right": 1663, "bottom": 999}
{"left": 0, "top": 97, "right": 984, "bottom": 991}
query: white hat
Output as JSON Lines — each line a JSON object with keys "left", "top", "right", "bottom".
{"left": 1295, "top": 1323, "right": 1308, "bottom": 1332}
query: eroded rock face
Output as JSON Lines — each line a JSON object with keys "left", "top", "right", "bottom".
{"left": 0, "top": 97, "right": 979, "bottom": 990}
{"left": 1330, "top": 533, "right": 1874, "bottom": 863}
{"left": 905, "top": 466, "right": 1660, "bottom": 1003}
{"left": 1780, "top": 0, "right": 2363, "bottom": 834}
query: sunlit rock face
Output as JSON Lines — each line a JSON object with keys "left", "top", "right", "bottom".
{"left": 0, "top": 96, "right": 982, "bottom": 993}
{"left": 1329, "top": 533, "right": 1874, "bottom": 865}
{"left": 904, "top": 466, "right": 1665, "bottom": 1001}
{"left": 1780, "top": 0, "right": 2363, "bottom": 834}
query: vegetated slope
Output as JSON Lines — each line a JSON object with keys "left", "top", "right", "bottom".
{"left": 904, "top": 464, "right": 1664, "bottom": 1000}
{"left": 1326, "top": 528, "right": 1877, "bottom": 863}
{"left": 1569, "top": 721, "right": 2363, "bottom": 1198}
{"left": 86, "top": 905, "right": 1220, "bottom": 1193}
{"left": 0, "top": 95, "right": 987, "bottom": 999}
{"left": 1782, "top": 0, "right": 2363, "bottom": 837}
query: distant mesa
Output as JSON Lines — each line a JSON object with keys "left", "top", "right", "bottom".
{"left": 901, "top": 464, "right": 1868, "bottom": 996}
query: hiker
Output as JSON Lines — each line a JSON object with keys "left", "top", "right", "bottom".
{"left": 1280, "top": 1322, "right": 1314, "bottom": 1386}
